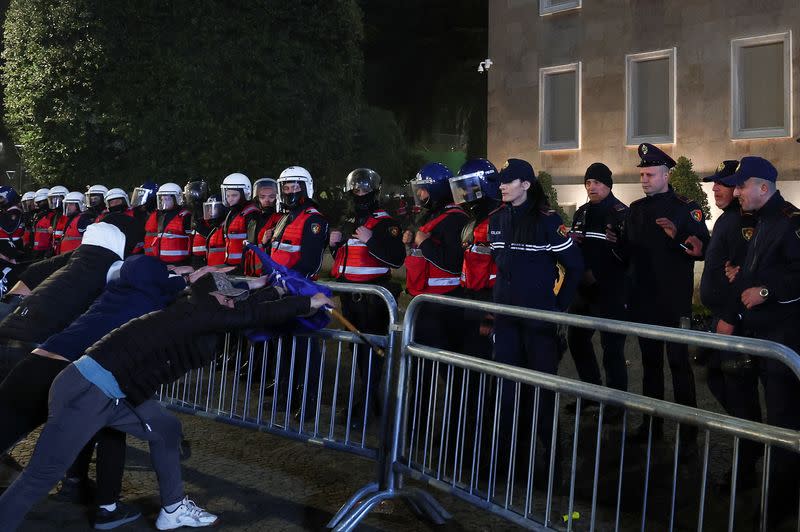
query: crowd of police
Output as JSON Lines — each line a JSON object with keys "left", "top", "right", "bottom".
{"left": 0, "top": 142, "right": 798, "bottom": 528}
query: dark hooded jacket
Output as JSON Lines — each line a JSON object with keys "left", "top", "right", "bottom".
{"left": 85, "top": 283, "right": 312, "bottom": 405}
{"left": 0, "top": 222, "right": 130, "bottom": 344}
{"left": 39, "top": 255, "right": 186, "bottom": 360}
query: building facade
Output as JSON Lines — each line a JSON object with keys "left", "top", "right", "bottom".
{"left": 488, "top": 0, "right": 800, "bottom": 219}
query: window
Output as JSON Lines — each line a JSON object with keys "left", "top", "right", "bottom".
{"left": 625, "top": 48, "right": 676, "bottom": 145}
{"left": 539, "top": 62, "right": 581, "bottom": 150}
{"left": 731, "top": 32, "right": 792, "bottom": 139}
{"left": 539, "top": 0, "right": 581, "bottom": 16}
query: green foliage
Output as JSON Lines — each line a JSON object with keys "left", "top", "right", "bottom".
{"left": 671, "top": 156, "right": 712, "bottom": 221}
{"left": 2, "top": 1, "right": 375, "bottom": 190}
{"left": 538, "top": 170, "right": 571, "bottom": 225}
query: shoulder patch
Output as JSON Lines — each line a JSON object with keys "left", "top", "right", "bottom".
{"left": 389, "top": 225, "right": 400, "bottom": 237}
{"left": 557, "top": 224, "right": 569, "bottom": 238}
{"left": 310, "top": 223, "right": 322, "bottom": 235}
{"left": 689, "top": 209, "right": 703, "bottom": 222}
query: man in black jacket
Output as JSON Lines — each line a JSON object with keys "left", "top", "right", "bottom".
{"left": 722, "top": 156, "right": 800, "bottom": 519}
{"left": 698, "top": 160, "right": 761, "bottom": 490}
{"left": 0, "top": 271, "right": 333, "bottom": 530}
{"left": 566, "top": 162, "right": 629, "bottom": 398}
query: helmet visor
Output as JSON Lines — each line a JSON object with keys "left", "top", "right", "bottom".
{"left": 87, "top": 193, "right": 105, "bottom": 207}
{"left": 47, "top": 196, "right": 64, "bottom": 210}
{"left": 203, "top": 202, "right": 223, "bottom": 220}
{"left": 130, "top": 187, "right": 151, "bottom": 207}
{"left": 156, "top": 194, "right": 177, "bottom": 211}
{"left": 449, "top": 174, "right": 484, "bottom": 205}
{"left": 21, "top": 199, "right": 34, "bottom": 213}
{"left": 344, "top": 174, "right": 375, "bottom": 195}
{"left": 410, "top": 182, "right": 432, "bottom": 208}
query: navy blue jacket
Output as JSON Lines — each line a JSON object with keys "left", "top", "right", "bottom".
{"left": 699, "top": 199, "right": 752, "bottom": 324}
{"left": 489, "top": 201, "right": 583, "bottom": 312}
{"left": 737, "top": 192, "right": 800, "bottom": 335}
{"left": 39, "top": 254, "right": 186, "bottom": 360}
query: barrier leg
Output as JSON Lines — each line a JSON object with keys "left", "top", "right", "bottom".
{"left": 326, "top": 482, "right": 379, "bottom": 529}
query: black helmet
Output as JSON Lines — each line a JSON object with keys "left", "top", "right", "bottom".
{"left": 183, "top": 180, "right": 209, "bottom": 211}
{"left": 344, "top": 168, "right": 382, "bottom": 195}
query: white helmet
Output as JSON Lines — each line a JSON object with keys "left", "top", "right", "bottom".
{"left": 21, "top": 191, "right": 36, "bottom": 213}
{"left": 252, "top": 177, "right": 278, "bottom": 200}
{"left": 277, "top": 166, "right": 314, "bottom": 210}
{"left": 85, "top": 184, "right": 108, "bottom": 208}
{"left": 104, "top": 188, "right": 130, "bottom": 208}
{"left": 220, "top": 173, "right": 251, "bottom": 207}
{"left": 64, "top": 191, "right": 86, "bottom": 213}
{"left": 34, "top": 188, "right": 51, "bottom": 204}
{"left": 156, "top": 182, "right": 184, "bottom": 210}
{"left": 47, "top": 185, "right": 69, "bottom": 210}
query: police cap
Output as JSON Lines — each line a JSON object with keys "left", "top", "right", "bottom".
{"left": 721, "top": 156, "right": 778, "bottom": 187}
{"left": 702, "top": 160, "right": 739, "bottom": 183}
{"left": 636, "top": 143, "right": 676, "bottom": 169}
{"left": 498, "top": 158, "right": 536, "bottom": 184}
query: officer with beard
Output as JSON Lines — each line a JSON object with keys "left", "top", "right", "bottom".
{"left": 329, "top": 168, "right": 404, "bottom": 426}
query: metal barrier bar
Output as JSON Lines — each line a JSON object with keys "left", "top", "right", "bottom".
{"left": 329, "top": 293, "right": 800, "bottom": 532}
{"left": 157, "top": 281, "right": 399, "bottom": 477}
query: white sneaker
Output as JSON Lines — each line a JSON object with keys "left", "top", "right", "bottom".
{"left": 155, "top": 496, "right": 218, "bottom": 530}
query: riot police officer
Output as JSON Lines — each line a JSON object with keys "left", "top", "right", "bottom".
{"left": 243, "top": 178, "right": 282, "bottom": 277}
{"left": 53, "top": 191, "right": 95, "bottom": 255}
{"left": 183, "top": 180, "right": 210, "bottom": 267}
{"left": 219, "top": 173, "right": 260, "bottom": 273}
{"left": 610, "top": 143, "right": 709, "bottom": 447}
{"left": 0, "top": 187, "right": 25, "bottom": 262}
{"left": 129, "top": 181, "right": 159, "bottom": 226}
{"left": 143, "top": 183, "right": 192, "bottom": 265}
{"left": 329, "top": 168, "right": 404, "bottom": 426}
{"left": 566, "top": 163, "right": 629, "bottom": 401}
{"left": 722, "top": 157, "right": 800, "bottom": 517}
{"left": 84, "top": 185, "right": 108, "bottom": 217}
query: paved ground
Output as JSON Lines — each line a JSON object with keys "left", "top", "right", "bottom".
{"left": 0, "top": 328, "right": 786, "bottom": 531}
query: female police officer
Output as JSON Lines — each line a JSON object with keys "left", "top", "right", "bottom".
{"left": 488, "top": 158, "right": 583, "bottom": 485}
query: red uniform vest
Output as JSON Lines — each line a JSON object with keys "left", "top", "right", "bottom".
{"left": 330, "top": 211, "right": 393, "bottom": 282}
{"left": 404, "top": 205, "right": 466, "bottom": 296}
{"left": 144, "top": 209, "right": 192, "bottom": 263}
{"left": 270, "top": 208, "right": 322, "bottom": 269}
{"left": 460, "top": 217, "right": 497, "bottom": 291}
{"left": 243, "top": 211, "right": 283, "bottom": 276}
{"left": 206, "top": 226, "right": 226, "bottom": 266}
{"left": 224, "top": 204, "right": 260, "bottom": 266}
{"left": 51, "top": 213, "right": 70, "bottom": 255}
{"left": 0, "top": 207, "right": 25, "bottom": 249}
{"left": 58, "top": 214, "right": 88, "bottom": 254}
{"left": 192, "top": 230, "right": 208, "bottom": 257}
{"left": 32, "top": 211, "right": 56, "bottom": 252}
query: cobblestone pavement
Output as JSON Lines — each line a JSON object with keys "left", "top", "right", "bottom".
{"left": 0, "top": 335, "right": 783, "bottom": 531}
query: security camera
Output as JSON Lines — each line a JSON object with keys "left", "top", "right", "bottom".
{"left": 478, "top": 58, "right": 493, "bottom": 73}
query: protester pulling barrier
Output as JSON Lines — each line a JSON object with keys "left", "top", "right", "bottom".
{"left": 329, "top": 294, "right": 800, "bottom": 532}
{"left": 156, "top": 279, "right": 399, "bottom": 463}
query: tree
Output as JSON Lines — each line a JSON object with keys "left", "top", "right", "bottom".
{"left": 671, "top": 156, "right": 712, "bottom": 220}
{"left": 3, "top": 1, "right": 368, "bottom": 190}
{"left": 538, "top": 170, "right": 571, "bottom": 225}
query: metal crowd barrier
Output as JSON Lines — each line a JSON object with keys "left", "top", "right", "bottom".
{"left": 157, "top": 281, "right": 399, "bottom": 467}
{"left": 329, "top": 294, "right": 800, "bottom": 532}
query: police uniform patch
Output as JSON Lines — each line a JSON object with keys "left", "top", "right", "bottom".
{"left": 311, "top": 223, "right": 321, "bottom": 235}
{"left": 690, "top": 209, "right": 703, "bottom": 222}
{"left": 389, "top": 225, "right": 400, "bottom": 237}
{"left": 557, "top": 224, "right": 569, "bottom": 238}
{"left": 742, "top": 227, "right": 754, "bottom": 241}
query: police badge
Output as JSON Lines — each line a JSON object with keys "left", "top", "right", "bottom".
{"left": 690, "top": 209, "right": 703, "bottom": 222}
{"left": 742, "top": 227, "right": 754, "bottom": 241}
{"left": 311, "top": 223, "right": 321, "bottom": 234}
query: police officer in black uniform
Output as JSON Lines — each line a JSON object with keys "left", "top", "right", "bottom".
{"left": 489, "top": 158, "right": 583, "bottom": 482}
{"left": 566, "top": 163, "right": 629, "bottom": 401}
{"left": 722, "top": 157, "right": 800, "bottom": 518}
{"left": 698, "top": 160, "right": 761, "bottom": 489}
{"left": 610, "top": 143, "right": 709, "bottom": 447}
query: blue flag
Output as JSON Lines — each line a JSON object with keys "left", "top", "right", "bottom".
{"left": 245, "top": 243, "right": 332, "bottom": 340}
